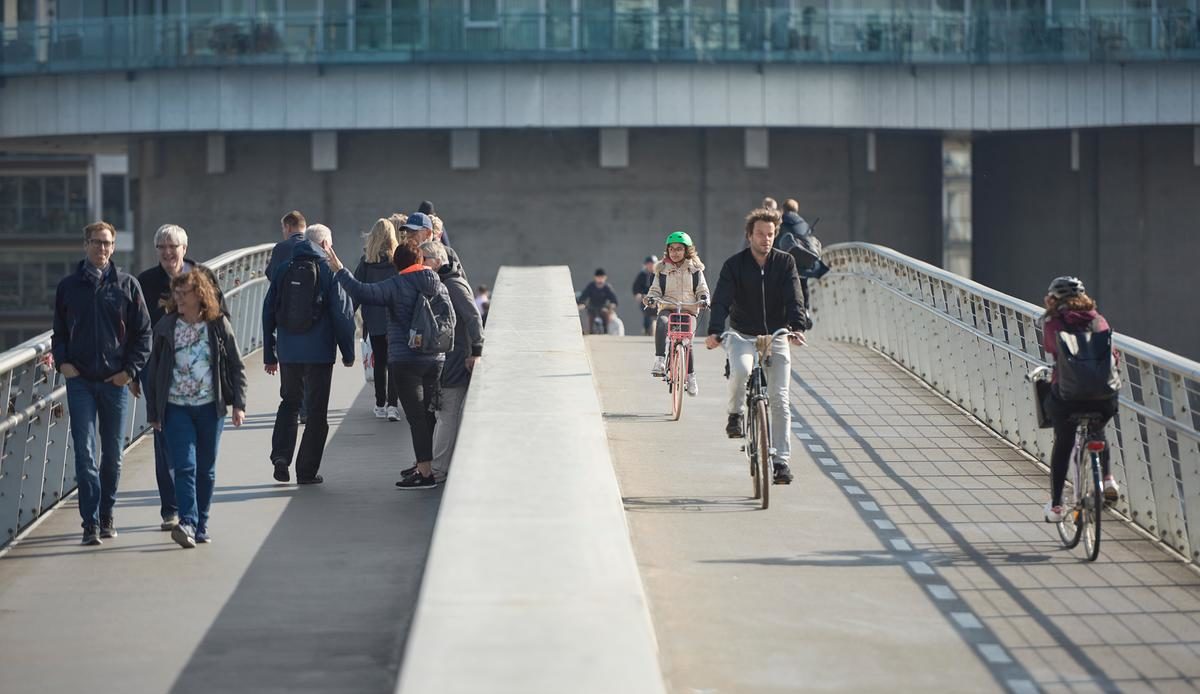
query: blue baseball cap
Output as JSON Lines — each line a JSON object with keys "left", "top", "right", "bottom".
{"left": 403, "top": 212, "right": 433, "bottom": 231}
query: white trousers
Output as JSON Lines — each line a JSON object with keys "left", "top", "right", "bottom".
{"left": 725, "top": 333, "right": 793, "bottom": 463}
{"left": 431, "top": 385, "right": 468, "bottom": 480}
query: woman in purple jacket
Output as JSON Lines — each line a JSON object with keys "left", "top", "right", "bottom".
{"left": 1040, "top": 276, "right": 1120, "bottom": 524}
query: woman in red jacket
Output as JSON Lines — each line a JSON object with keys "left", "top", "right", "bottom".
{"left": 1040, "top": 276, "right": 1120, "bottom": 524}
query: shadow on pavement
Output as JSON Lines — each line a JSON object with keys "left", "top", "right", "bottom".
{"left": 168, "top": 385, "right": 441, "bottom": 694}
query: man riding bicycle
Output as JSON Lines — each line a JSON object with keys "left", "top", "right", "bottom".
{"left": 705, "top": 207, "right": 810, "bottom": 485}
{"left": 577, "top": 268, "right": 620, "bottom": 334}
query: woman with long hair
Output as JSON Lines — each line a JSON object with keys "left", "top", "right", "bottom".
{"left": 354, "top": 218, "right": 401, "bottom": 420}
{"left": 1040, "top": 276, "right": 1120, "bottom": 523}
{"left": 145, "top": 270, "right": 247, "bottom": 548}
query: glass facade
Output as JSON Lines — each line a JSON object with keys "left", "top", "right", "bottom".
{"left": 0, "top": 0, "right": 1195, "bottom": 72}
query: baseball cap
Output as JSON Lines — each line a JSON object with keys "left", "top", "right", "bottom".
{"left": 403, "top": 212, "right": 433, "bottom": 231}
{"left": 644, "top": 255, "right": 658, "bottom": 264}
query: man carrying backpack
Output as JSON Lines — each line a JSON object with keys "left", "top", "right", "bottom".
{"left": 263, "top": 224, "right": 356, "bottom": 485}
{"left": 1039, "top": 276, "right": 1121, "bottom": 524}
{"left": 772, "top": 198, "right": 825, "bottom": 324}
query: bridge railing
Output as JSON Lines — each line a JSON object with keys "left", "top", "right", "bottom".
{"left": 0, "top": 243, "right": 274, "bottom": 548}
{"left": 813, "top": 243, "right": 1200, "bottom": 566}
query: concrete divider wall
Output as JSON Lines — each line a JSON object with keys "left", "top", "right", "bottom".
{"left": 396, "top": 266, "right": 666, "bottom": 694}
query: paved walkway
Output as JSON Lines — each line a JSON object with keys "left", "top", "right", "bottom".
{"left": 592, "top": 336, "right": 1200, "bottom": 694}
{"left": 0, "top": 353, "right": 440, "bottom": 694}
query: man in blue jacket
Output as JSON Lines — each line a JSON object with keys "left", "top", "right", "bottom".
{"left": 262, "top": 224, "right": 356, "bottom": 485}
{"left": 51, "top": 221, "right": 152, "bottom": 545}
{"left": 265, "top": 209, "right": 307, "bottom": 280}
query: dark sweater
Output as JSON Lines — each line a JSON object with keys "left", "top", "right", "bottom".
{"left": 52, "top": 260, "right": 152, "bottom": 381}
{"left": 707, "top": 248, "right": 807, "bottom": 336}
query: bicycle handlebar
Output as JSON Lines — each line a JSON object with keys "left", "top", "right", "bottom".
{"left": 718, "top": 328, "right": 794, "bottom": 343}
{"left": 650, "top": 298, "right": 708, "bottom": 310}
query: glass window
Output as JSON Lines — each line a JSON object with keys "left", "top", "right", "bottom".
{"left": 101, "top": 175, "right": 128, "bottom": 230}
{"left": 467, "top": 0, "right": 499, "bottom": 23}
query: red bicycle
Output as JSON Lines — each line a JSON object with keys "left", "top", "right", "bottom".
{"left": 654, "top": 299, "right": 704, "bottom": 421}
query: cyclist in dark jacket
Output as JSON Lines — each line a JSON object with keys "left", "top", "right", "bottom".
{"left": 326, "top": 238, "right": 453, "bottom": 491}
{"left": 705, "top": 208, "right": 807, "bottom": 485}
{"left": 51, "top": 221, "right": 152, "bottom": 545}
{"left": 577, "top": 268, "right": 619, "bottom": 334}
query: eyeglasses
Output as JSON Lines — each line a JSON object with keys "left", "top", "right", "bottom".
{"left": 156, "top": 244, "right": 181, "bottom": 251}
{"left": 87, "top": 239, "right": 115, "bottom": 248}
{"left": 172, "top": 288, "right": 194, "bottom": 298}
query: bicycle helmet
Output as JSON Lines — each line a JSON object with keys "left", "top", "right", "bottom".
{"left": 1047, "top": 276, "right": 1085, "bottom": 299}
{"left": 665, "top": 231, "right": 693, "bottom": 247}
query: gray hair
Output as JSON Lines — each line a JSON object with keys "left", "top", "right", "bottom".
{"left": 419, "top": 240, "right": 448, "bottom": 268}
{"left": 154, "top": 224, "right": 188, "bottom": 248}
{"left": 304, "top": 223, "right": 331, "bottom": 246}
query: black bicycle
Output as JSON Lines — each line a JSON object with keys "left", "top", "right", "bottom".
{"left": 722, "top": 328, "right": 791, "bottom": 510}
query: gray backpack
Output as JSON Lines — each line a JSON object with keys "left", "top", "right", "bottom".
{"left": 408, "top": 288, "right": 456, "bottom": 354}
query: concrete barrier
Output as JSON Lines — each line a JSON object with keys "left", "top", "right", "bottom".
{"left": 396, "top": 266, "right": 666, "bottom": 694}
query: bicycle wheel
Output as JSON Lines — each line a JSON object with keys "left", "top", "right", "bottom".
{"left": 670, "top": 343, "right": 686, "bottom": 421}
{"left": 1081, "top": 452, "right": 1103, "bottom": 561}
{"left": 1057, "top": 455, "right": 1083, "bottom": 549}
{"left": 748, "top": 402, "right": 761, "bottom": 499}
{"left": 755, "top": 399, "right": 771, "bottom": 510}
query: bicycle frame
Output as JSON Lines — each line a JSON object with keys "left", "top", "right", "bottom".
{"left": 656, "top": 299, "right": 702, "bottom": 420}
{"left": 722, "top": 328, "right": 791, "bottom": 503}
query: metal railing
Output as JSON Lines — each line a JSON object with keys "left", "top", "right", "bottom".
{"left": 812, "top": 243, "right": 1200, "bottom": 565}
{"left": 0, "top": 243, "right": 273, "bottom": 548}
{"left": 1, "top": 8, "right": 1197, "bottom": 76}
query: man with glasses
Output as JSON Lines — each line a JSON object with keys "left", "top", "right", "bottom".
{"left": 51, "top": 221, "right": 152, "bottom": 545}
{"left": 133, "top": 224, "right": 227, "bottom": 532}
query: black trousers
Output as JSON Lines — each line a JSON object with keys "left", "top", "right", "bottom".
{"left": 1044, "top": 392, "right": 1118, "bottom": 506}
{"left": 370, "top": 334, "right": 398, "bottom": 407}
{"left": 391, "top": 361, "right": 442, "bottom": 463}
{"left": 271, "top": 362, "right": 334, "bottom": 480}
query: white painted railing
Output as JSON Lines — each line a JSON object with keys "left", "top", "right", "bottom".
{"left": 812, "top": 243, "right": 1200, "bottom": 565}
{"left": 0, "top": 243, "right": 274, "bottom": 548}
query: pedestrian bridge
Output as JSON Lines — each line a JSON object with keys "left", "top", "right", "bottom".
{"left": 1, "top": 243, "right": 1198, "bottom": 693}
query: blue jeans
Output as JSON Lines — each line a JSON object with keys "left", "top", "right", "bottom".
{"left": 140, "top": 375, "right": 177, "bottom": 520}
{"left": 164, "top": 403, "right": 224, "bottom": 530}
{"left": 65, "top": 378, "right": 130, "bottom": 529}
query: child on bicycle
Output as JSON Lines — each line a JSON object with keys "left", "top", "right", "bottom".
{"left": 1040, "top": 276, "right": 1120, "bottom": 523}
{"left": 644, "top": 231, "right": 710, "bottom": 396}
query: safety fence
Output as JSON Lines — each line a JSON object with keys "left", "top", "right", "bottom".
{"left": 813, "top": 243, "right": 1200, "bottom": 565}
{"left": 0, "top": 243, "right": 273, "bottom": 548}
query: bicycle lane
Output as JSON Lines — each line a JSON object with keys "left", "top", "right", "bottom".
{"left": 589, "top": 335, "right": 1004, "bottom": 693}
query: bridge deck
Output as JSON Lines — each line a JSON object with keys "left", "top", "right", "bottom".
{"left": 0, "top": 352, "right": 438, "bottom": 694}
{"left": 592, "top": 336, "right": 1200, "bottom": 693}
{"left": 1, "top": 336, "right": 1199, "bottom": 693}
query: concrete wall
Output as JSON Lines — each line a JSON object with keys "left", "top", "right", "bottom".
{"left": 7, "top": 62, "right": 1200, "bottom": 139}
{"left": 973, "top": 126, "right": 1200, "bottom": 360}
{"left": 133, "top": 128, "right": 943, "bottom": 332}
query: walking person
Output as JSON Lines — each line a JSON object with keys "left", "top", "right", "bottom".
{"left": 324, "top": 238, "right": 453, "bottom": 490}
{"left": 51, "top": 221, "right": 152, "bottom": 545}
{"left": 266, "top": 210, "right": 307, "bottom": 279}
{"left": 262, "top": 224, "right": 357, "bottom": 485}
{"left": 631, "top": 255, "right": 659, "bottom": 336}
{"left": 145, "top": 271, "right": 247, "bottom": 548}
{"left": 416, "top": 240, "right": 484, "bottom": 483}
{"left": 353, "top": 218, "right": 401, "bottom": 421}
{"left": 135, "top": 223, "right": 227, "bottom": 531}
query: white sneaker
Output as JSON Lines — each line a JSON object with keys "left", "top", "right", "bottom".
{"left": 1043, "top": 501, "right": 1066, "bottom": 523}
{"left": 373, "top": 406, "right": 387, "bottom": 419}
{"left": 651, "top": 356, "right": 666, "bottom": 377}
{"left": 1103, "top": 476, "right": 1119, "bottom": 502}
{"left": 387, "top": 406, "right": 401, "bottom": 422}
{"left": 685, "top": 374, "right": 698, "bottom": 396}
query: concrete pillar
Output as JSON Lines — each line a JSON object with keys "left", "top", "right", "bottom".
{"left": 34, "top": 0, "right": 48, "bottom": 62}
{"left": 942, "top": 134, "right": 972, "bottom": 279}
{"left": 3, "top": 0, "right": 17, "bottom": 41}
{"left": 866, "top": 131, "right": 877, "bottom": 172}
{"left": 744, "top": 128, "right": 768, "bottom": 169}
{"left": 312, "top": 131, "right": 338, "bottom": 172}
{"left": 1194, "top": 126, "right": 1199, "bottom": 167}
{"left": 600, "top": 128, "right": 628, "bottom": 168}
{"left": 1070, "top": 129, "right": 1080, "bottom": 172}
{"left": 206, "top": 134, "right": 226, "bottom": 174}
{"left": 451, "top": 129, "right": 480, "bottom": 170}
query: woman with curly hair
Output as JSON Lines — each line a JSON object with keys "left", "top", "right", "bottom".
{"left": 145, "top": 269, "right": 247, "bottom": 548}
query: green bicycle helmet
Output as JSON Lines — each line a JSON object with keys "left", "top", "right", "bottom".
{"left": 665, "top": 231, "right": 694, "bottom": 247}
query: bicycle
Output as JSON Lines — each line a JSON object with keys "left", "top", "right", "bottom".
{"left": 1029, "top": 366, "right": 1106, "bottom": 562}
{"left": 721, "top": 328, "right": 793, "bottom": 510}
{"left": 648, "top": 298, "right": 705, "bottom": 421}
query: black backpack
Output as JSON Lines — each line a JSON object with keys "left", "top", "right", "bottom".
{"left": 777, "top": 217, "right": 829, "bottom": 279}
{"left": 275, "top": 257, "right": 324, "bottom": 333}
{"left": 1054, "top": 318, "right": 1122, "bottom": 401}
{"left": 657, "top": 269, "right": 702, "bottom": 295}
{"left": 407, "top": 288, "right": 456, "bottom": 354}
